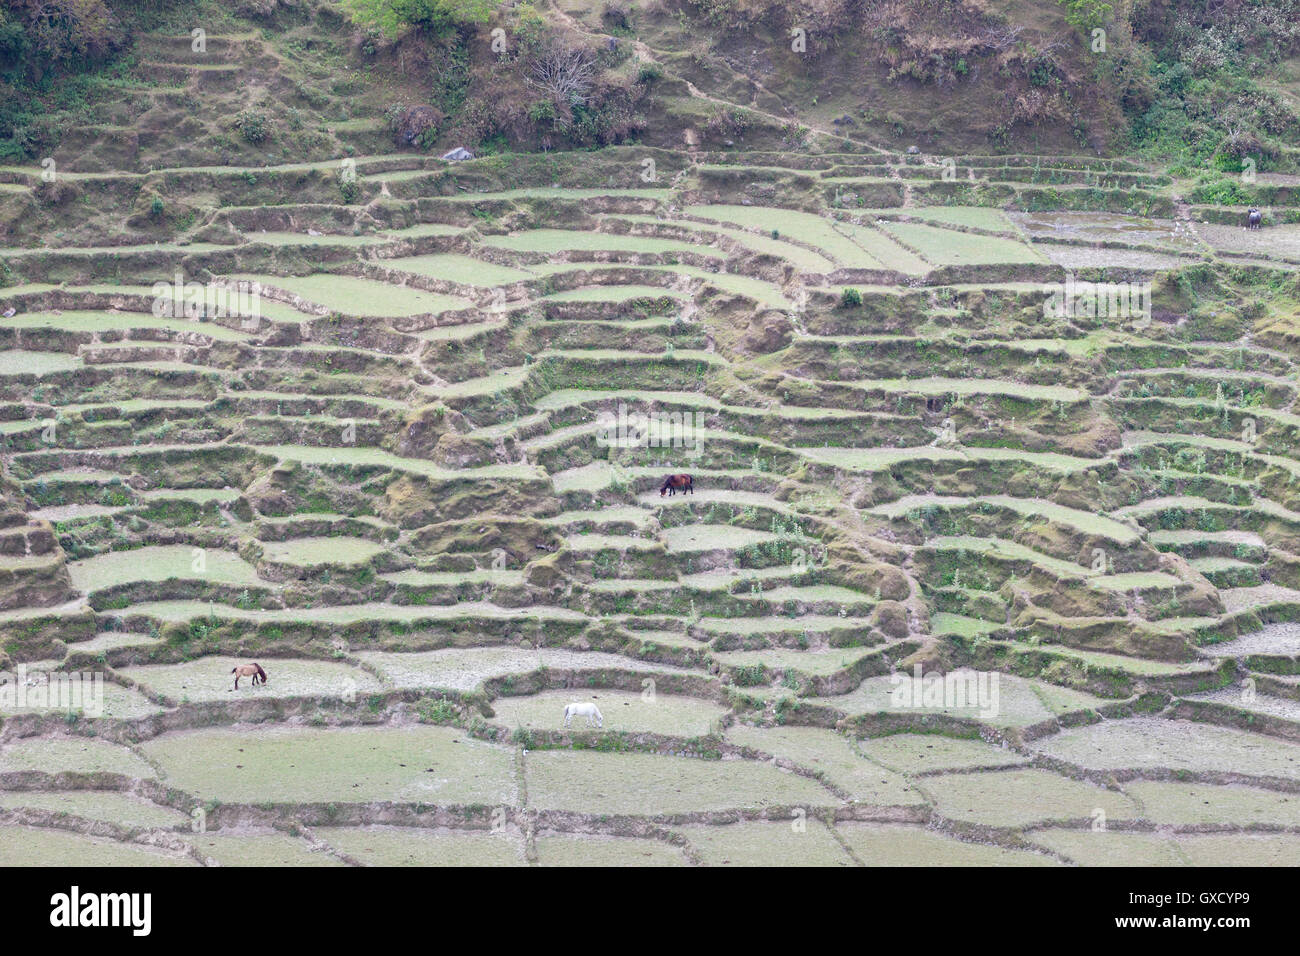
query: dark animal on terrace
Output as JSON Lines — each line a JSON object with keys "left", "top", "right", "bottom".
{"left": 1248, "top": 208, "right": 1263, "bottom": 230}
{"left": 660, "top": 474, "right": 694, "bottom": 496}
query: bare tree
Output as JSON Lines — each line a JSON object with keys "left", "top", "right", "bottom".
{"left": 981, "top": 24, "right": 1025, "bottom": 53}
{"left": 528, "top": 43, "right": 596, "bottom": 129}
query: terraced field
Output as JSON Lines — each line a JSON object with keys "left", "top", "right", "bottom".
{"left": 5, "top": 35, "right": 1300, "bottom": 865}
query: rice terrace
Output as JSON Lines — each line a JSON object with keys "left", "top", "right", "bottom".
{"left": 1, "top": 0, "right": 1300, "bottom": 877}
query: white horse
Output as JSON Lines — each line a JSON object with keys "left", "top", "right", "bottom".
{"left": 562, "top": 701, "right": 603, "bottom": 729}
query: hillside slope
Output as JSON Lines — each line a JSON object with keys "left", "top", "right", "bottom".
{"left": 3, "top": 0, "right": 1297, "bottom": 172}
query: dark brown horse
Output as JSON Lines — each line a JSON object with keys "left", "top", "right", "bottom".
{"left": 660, "top": 474, "right": 694, "bottom": 496}
{"left": 231, "top": 663, "right": 267, "bottom": 689}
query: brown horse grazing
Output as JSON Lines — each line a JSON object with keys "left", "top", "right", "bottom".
{"left": 231, "top": 663, "right": 267, "bottom": 689}
{"left": 660, "top": 474, "right": 694, "bottom": 496}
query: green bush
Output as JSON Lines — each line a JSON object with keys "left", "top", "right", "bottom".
{"left": 527, "top": 99, "right": 556, "bottom": 124}
{"left": 339, "top": 175, "right": 362, "bottom": 204}
{"left": 341, "top": 0, "right": 495, "bottom": 37}
{"left": 235, "top": 110, "right": 271, "bottom": 146}
{"left": 1057, "top": 0, "right": 1113, "bottom": 30}
{"left": 840, "top": 287, "right": 863, "bottom": 308}
{"left": 1189, "top": 177, "right": 1252, "bottom": 205}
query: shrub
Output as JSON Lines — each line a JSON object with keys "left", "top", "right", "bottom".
{"left": 840, "top": 287, "right": 863, "bottom": 308}
{"left": 417, "top": 696, "right": 459, "bottom": 723}
{"left": 235, "top": 110, "right": 270, "bottom": 145}
{"left": 601, "top": 3, "right": 631, "bottom": 33}
{"left": 1057, "top": 0, "right": 1113, "bottom": 31}
{"left": 527, "top": 98, "right": 556, "bottom": 125}
{"left": 7, "top": 0, "right": 122, "bottom": 69}
{"left": 339, "top": 174, "right": 361, "bottom": 204}
{"left": 1190, "top": 177, "right": 1251, "bottom": 205}
{"left": 341, "top": 0, "right": 495, "bottom": 37}
{"left": 388, "top": 102, "right": 444, "bottom": 148}
{"left": 732, "top": 663, "right": 768, "bottom": 687}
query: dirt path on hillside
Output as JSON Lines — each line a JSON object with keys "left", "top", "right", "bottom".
{"left": 544, "top": 0, "right": 889, "bottom": 154}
